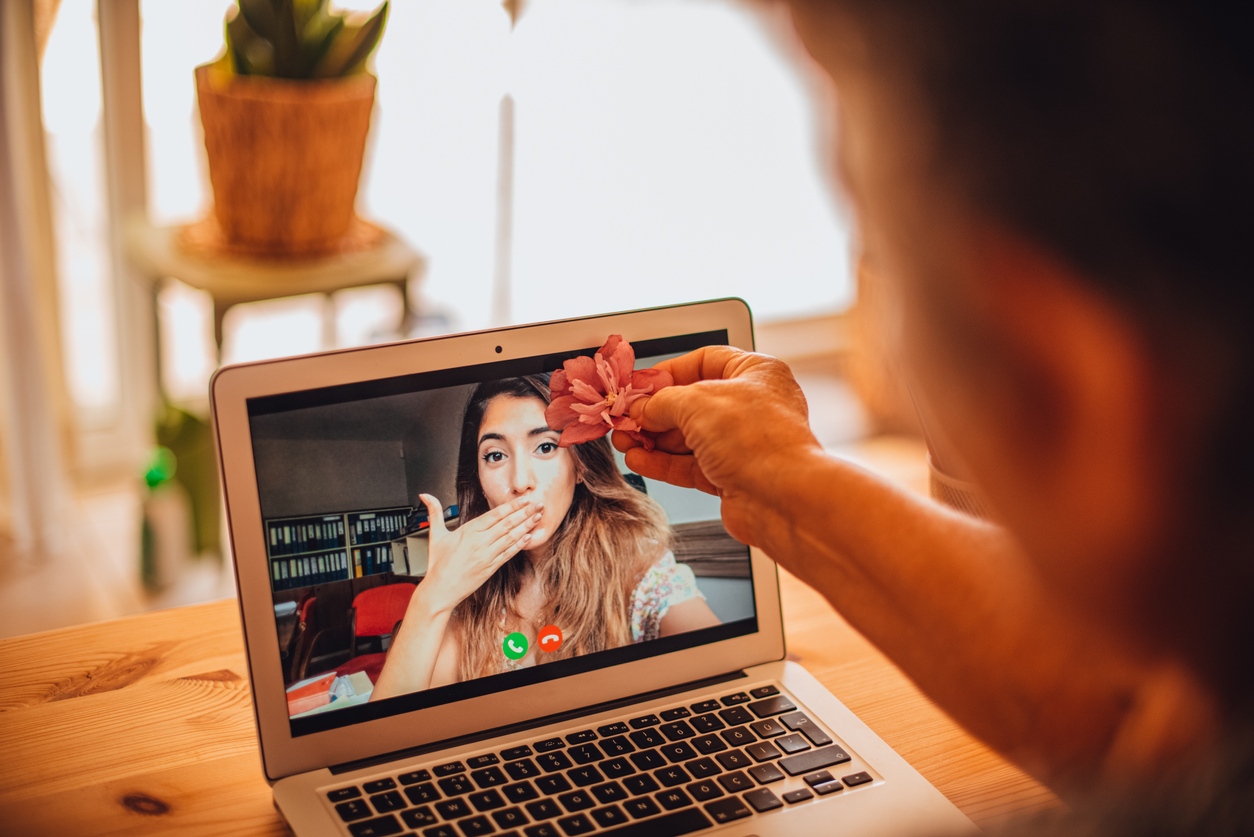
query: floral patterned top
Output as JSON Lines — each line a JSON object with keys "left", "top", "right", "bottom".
{"left": 493, "top": 551, "right": 704, "bottom": 673}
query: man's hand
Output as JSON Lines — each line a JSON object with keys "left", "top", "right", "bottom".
{"left": 611, "top": 346, "right": 821, "bottom": 546}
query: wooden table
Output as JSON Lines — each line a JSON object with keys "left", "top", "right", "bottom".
{"left": 0, "top": 570, "right": 1057, "bottom": 836}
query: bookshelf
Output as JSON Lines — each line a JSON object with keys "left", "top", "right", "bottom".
{"left": 347, "top": 507, "right": 411, "bottom": 580}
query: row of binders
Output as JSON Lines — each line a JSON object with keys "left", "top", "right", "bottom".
{"left": 271, "top": 551, "right": 350, "bottom": 590}
{"left": 351, "top": 545, "right": 394, "bottom": 578}
{"left": 268, "top": 516, "right": 345, "bottom": 557}
{"left": 349, "top": 511, "right": 408, "bottom": 546}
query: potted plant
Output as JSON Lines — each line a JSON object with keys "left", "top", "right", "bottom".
{"left": 193, "top": 0, "right": 389, "bottom": 257}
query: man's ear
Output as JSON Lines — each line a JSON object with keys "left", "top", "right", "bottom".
{"left": 970, "top": 232, "right": 1168, "bottom": 592}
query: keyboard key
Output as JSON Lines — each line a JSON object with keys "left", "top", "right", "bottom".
{"left": 718, "top": 706, "right": 754, "bottom": 727}
{"left": 536, "top": 775, "right": 573, "bottom": 795}
{"left": 567, "top": 766, "right": 604, "bottom": 787}
{"left": 364, "top": 778, "right": 397, "bottom": 794}
{"left": 720, "top": 692, "right": 751, "bottom": 706}
{"left": 777, "top": 745, "right": 852, "bottom": 776}
{"left": 504, "top": 781, "right": 540, "bottom": 803}
{"left": 399, "top": 769, "right": 433, "bottom": 785}
{"left": 814, "top": 780, "right": 844, "bottom": 795}
{"left": 534, "top": 738, "right": 565, "bottom": 752}
{"left": 458, "top": 815, "right": 494, "bottom": 836}
{"left": 618, "top": 809, "right": 716, "bottom": 836}
{"left": 719, "top": 726, "right": 755, "bottom": 748}
{"left": 405, "top": 782, "right": 441, "bottom": 805}
{"left": 597, "top": 722, "right": 629, "bottom": 737}
{"left": 470, "top": 790, "right": 506, "bottom": 811}
{"left": 435, "top": 798, "right": 473, "bottom": 820}
{"left": 502, "top": 746, "right": 533, "bottom": 761}
{"left": 843, "top": 771, "right": 874, "bottom": 787}
{"left": 336, "top": 799, "right": 373, "bottom": 822}
{"left": 493, "top": 807, "right": 529, "bottom": 829}
{"left": 524, "top": 825, "right": 559, "bottom": 837}
{"left": 745, "top": 741, "right": 782, "bottom": 762}
{"left": 805, "top": 770, "right": 835, "bottom": 787}
{"left": 703, "top": 797, "right": 751, "bottom": 824}
{"left": 685, "top": 780, "right": 722, "bottom": 802}
{"left": 659, "top": 721, "right": 696, "bottom": 741}
{"left": 525, "top": 799, "right": 562, "bottom": 821}
{"left": 568, "top": 743, "right": 604, "bottom": 764}
{"left": 435, "top": 761, "right": 467, "bottom": 777}
{"left": 689, "top": 714, "right": 725, "bottom": 734}
{"left": 537, "top": 752, "right": 573, "bottom": 772}
{"left": 655, "top": 788, "right": 694, "bottom": 810}
{"left": 623, "top": 796, "right": 661, "bottom": 819}
{"left": 689, "top": 700, "right": 720, "bottom": 714}
{"left": 748, "top": 763, "right": 785, "bottom": 784}
{"left": 566, "top": 730, "right": 597, "bottom": 745}
{"left": 629, "top": 714, "right": 660, "bottom": 729}
{"left": 472, "top": 767, "right": 509, "bottom": 788}
{"left": 590, "top": 805, "right": 630, "bottom": 828}
{"left": 750, "top": 685, "right": 780, "bottom": 699}
{"left": 330, "top": 786, "right": 363, "bottom": 802}
{"left": 629, "top": 749, "right": 665, "bottom": 771}
{"left": 468, "top": 754, "right": 501, "bottom": 768}
{"left": 402, "top": 807, "right": 439, "bottom": 828}
{"left": 715, "top": 750, "right": 752, "bottom": 771}
{"left": 371, "top": 791, "right": 406, "bottom": 813}
{"left": 750, "top": 718, "right": 786, "bottom": 739}
{"left": 660, "top": 707, "right": 691, "bottom": 721}
{"left": 557, "top": 789, "right": 594, "bottom": 812}
{"left": 422, "top": 826, "right": 457, "bottom": 837}
{"left": 659, "top": 743, "right": 698, "bottom": 763}
{"left": 556, "top": 813, "right": 595, "bottom": 835}
{"left": 629, "top": 728, "right": 665, "bottom": 749}
{"left": 686, "top": 757, "right": 721, "bottom": 779}
{"left": 748, "top": 695, "right": 797, "bottom": 718}
{"left": 716, "top": 771, "right": 753, "bottom": 793}
{"left": 440, "top": 775, "right": 475, "bottom": 796}
{"left": 601, "top": 757, "right": 635, "bottom": 779}
{"left": 586, "top": 783, "right": 627, "bottom": 808}
{"left": 782, "top": 788, "right": 814, "bottom": 804}
{"left": 775, "top": 733, "right": 811, "bottom": 755}
{"left": 505, "top": 759, "right": 540, "bottom": 780}
{"left": 691, "top": 734, "right": 727, "bottom": 755}
{"left": 600, "top": 736, "right": 634, "bottom": 757}
{"left": 623, "top": 774, "right": 660, "bottom": 795}
{"left": 655, "top": 765, "right": 691, "bottom": 787}
{"left": 347, "top": 814, "right": 404, "bottom": 837}
{"left": 779, "top": 712, "right": 834, "bottom": 746}
{"left": 744, "top": 787, "right": 783, "bottom": 812}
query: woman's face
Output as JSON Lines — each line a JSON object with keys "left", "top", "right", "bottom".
{"left": 476, "top": 395, "right": 577, "bottom": 554}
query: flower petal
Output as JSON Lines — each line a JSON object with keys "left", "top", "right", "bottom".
{"left": 562, "top": 355, "right": 598, "bottom": 389}
{"left": 559, "top": 420, "right": 610, "bottom": 447}
{"left": 607, "top": 340, "right": 636, "bottom": 389}
{"left": 545, "top": 395, "right": 583, "bottom": 430}
{"left": 571, "top": 378, "right": 605, "bottom": 404}
{"left": 598, "top": 334, "right": 624, "bottom": 362}
{"left": 550, "top": 369, "right": 569, "bottom": 397}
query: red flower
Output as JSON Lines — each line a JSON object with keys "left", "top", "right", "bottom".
{"left": 545, "top": 335, "right": 673, "bottom": 450}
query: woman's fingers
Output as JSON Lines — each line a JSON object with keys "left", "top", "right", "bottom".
{"left": 419, "top": 494, "right": 448, "bottom": 539}
{"left": 486, "top": 506, "right": 542, "bottom": 550}
{"left": 473, "top": 494, "right": 534, "bottom": 532}
{"left": 490, "top": 514, "right": 539, "bottom": 566}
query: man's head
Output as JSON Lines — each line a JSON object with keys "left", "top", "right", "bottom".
{"left": 787, "top": 1, "right": 1254, "bottom": 706}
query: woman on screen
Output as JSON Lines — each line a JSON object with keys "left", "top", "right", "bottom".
{"left": 371, "top": 375, "right": 720, "bottom": 699}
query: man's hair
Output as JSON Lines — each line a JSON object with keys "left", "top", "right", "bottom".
{"left": 805, "top": 1, "right": 1254, "bottom": 705}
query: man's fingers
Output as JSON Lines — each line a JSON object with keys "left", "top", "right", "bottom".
{"left": 610, "top": 427, "right": 690, "bottom": 455}
{"left": 631, "top": 386, "right": 696, "bottom": 434}
{"left": 624, "top": 449, "right": 719, "bottom": 496}
{"left": 419, "top": 494, "right": 448, "bottom": 538}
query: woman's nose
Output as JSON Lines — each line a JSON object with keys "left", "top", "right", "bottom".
{"left": 510, "top": 457, "right": 537, "bottom": 494}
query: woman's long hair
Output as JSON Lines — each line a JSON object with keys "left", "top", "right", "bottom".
{"left": 453, "top": 375, "right": 671, "bottom": 681}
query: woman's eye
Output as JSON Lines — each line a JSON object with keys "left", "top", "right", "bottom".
{"left": 482, "top": 451, "right": 506, "bottom": 463}
{"left": 537, "top": 441, "right": 558, "bottom": 455}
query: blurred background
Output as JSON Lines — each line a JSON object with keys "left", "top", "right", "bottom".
{"left": 0, "top": 0, "right": 923, "bottom": 639}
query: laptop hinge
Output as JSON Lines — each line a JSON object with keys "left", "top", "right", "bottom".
{"left": 330, "top": 669, "right": 750, "bottom": 775}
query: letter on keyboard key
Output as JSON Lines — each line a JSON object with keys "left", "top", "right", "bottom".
{"left": 557, "top": 813, "right": 595, "bottom": 835}
{"left": 778, "top": 744, "right": 853, "bottom": 776}
{"left": 329, "top": 786, "right": 362, "bottom": 802}
{"left": 459, "top": 814, "right": 495, "bottom": 836}
{"left": 745, "top": 787, "right": 784, "bottom": 812}
{"left": 779, "top": 711, "right": 833, "bottom": 746}
{"left": 347, "top": 814, "right": 403, "bottom": 837}
{"left": 704, "top": 797, "right": 752, "bottom": 824}
{"left": 336, "top": 799, "right": 372, "bottom": 822}
{"left": 747, "top": 695, "right": 797, "bottom": 718}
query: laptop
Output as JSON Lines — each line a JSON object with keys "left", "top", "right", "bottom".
{"left": 211, "top": 298, "right": 975, "bottom": 837}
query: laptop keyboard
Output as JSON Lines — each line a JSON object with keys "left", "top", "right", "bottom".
{"left": 322, "top": 683, "right": 879, "bottom": 837}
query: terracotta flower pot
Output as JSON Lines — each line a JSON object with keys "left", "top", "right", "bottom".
{"left": 195, "top": 64, "right": 376, "bottom": 258}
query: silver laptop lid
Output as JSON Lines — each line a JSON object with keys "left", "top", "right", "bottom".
{"left": 211, "top": 300, "right": 784, "bottom": 781}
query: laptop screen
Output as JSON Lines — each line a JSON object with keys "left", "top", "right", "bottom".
{"left": 247, "top": 330, "right": 758, "bottom": 736}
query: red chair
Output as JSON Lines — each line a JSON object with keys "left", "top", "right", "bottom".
{"left": 299, "top": 583, "right": 417, "bottom": 684}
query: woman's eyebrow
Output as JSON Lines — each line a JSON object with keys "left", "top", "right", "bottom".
{"left": 478, "top": 432, "right": 504, "bottom": 446}
{"left": 530, "top": 426, "right": 557, "bottom": 437}
{"left": 478, "top": 427, "right": 554, "bottom": 446}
